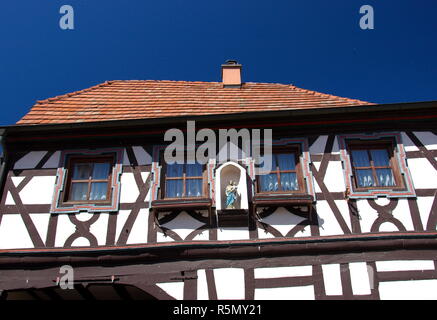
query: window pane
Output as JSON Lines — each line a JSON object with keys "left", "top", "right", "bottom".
{"left": 186, "top": 179, "right": 202, "bottom": 197}
{"left": 166, "top": 163, "right": 184, "bottom": 178}
{"left": 258, "top": 153, "right": 276, "bottom": 174}
{"left": 70, "top": 182, "right": 88, "bottom": 201}
{"left": 259, "top": 173, "right": 279, "bottom": 192}
{"left": 90, "top": 182, "right": 108, "bottom": 200}
{"left": 186, "top": 163, "right": 202, "bottom": 177}
{"left": 355, "top": 169, "right": 374, "bottom": 187}
{"left": 376, "top": 168, "right": 395, "bottom": 187}
{"left": 280, "top": 172, "right": 298, "bottom": 191}
{"left": 166, "top": 179, "right": 183, "bottom": 198}
{"left": 277, "top": 153, "right": 296, "bottom": 171}
{"left": 351, "top": 150, "right": 371, "bottom": 167}
{"left": 72, "top": 164, "right": 91, "bottom": 180}
{"left": 371, "top": 149, "right": 390, "bottom": 167}
{"left": 92, "top": 163, "right": 110, "bottom": 179}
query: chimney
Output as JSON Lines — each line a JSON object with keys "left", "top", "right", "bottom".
{"left": 221, "top": 60, "right": 242, "bottom": 88}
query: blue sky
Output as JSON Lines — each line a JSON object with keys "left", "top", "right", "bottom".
{"left": 0, "top": 0, "right": 436, "bottom": 125}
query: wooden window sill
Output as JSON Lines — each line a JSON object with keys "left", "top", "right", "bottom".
{"left": 151, "top": 198, "right": 212, "bottom": 211}
{"left": 253, "top": 193, "right": 314, "bottom": 206}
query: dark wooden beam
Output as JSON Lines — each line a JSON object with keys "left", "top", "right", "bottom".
{"left": 113, "top": 284, "right": 132, "bottom": 301}
{"left": 75, "top": 284, "right": 96, "bottom": 301}
{"left": 0, "top": 290, "right": 8, "bottom": 300}
{"left": 41, "top": 287, "right": 62, "bottom": 301}
{"left": 27, "top": 289, "right": 43, "bottom": 300}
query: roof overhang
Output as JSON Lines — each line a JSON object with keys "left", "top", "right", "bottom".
{"left": 1, "top": 100, "right": 437, "bottom": 145}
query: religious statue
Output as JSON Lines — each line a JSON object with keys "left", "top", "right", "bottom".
{"left": 225, "top": 180, "right": 238, "bottom": 209}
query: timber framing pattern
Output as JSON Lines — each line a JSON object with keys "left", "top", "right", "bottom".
{"left": 0, "top": 101, "right": 436, "bottom": 300}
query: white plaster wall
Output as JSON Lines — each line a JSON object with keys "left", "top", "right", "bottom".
{"left": 374, "top": 197, "right": 390, "bottom": 206}
{"left": 89, "top": 213, "right": 109, "bottom": 246}
{"left": 217, "top": 142, "right": 247, "bottom": 163}
{"left": 191, "top": 231, "right": 209, "bottom": 241}
{"left": 408, "top": 158, "right": 437, "bottom": 189}
{"left": 54, "top": 213, "right": 77, "bottom": 247}
{"left": 156, "top": 282, "right": 184, "bottom": 300}
{"left": 119, "top": 173, "right": 139, "bottom": 203}
{"left": 254, "top": 285, "right": 315, "bottom": 300}
{"left": 75, "top": 211, "right": 94, "bottom": 222}
{"left": 309, "top": 135, "right": 328, "bottom": 154}
{"left": 71, "top": 237, "right": 91, "bottom": 247}
{"left": 258, "top": 207, "right": 305, "bottom": 237}
{"left": 29, "top": 213, "right": 50, "bottom": 243}
{"left": 378, "top": 222, "right": 400, "bottom": 232}
{"left": 311, "top": 161, "right": 321, "bottom": 171}
{"left": 217, "top": 227, "right": 249, "bottom": 241}
{"left": 257, "top": 228, "right": 276, "bottom": 239}
{"left": 115, "top": 210, "right": 131, "bottom": 241}
{"left": 156, "top": 232, "right": 175, "bottom": 243}
{"left": 323, "top": 161, "right": 346, "bottom": 192}
{"left": 122, "top": 149, "right": 130, "bottom": 166}
{"left": 126, "top": 208, "right": 149, "bottom": 244}
{"left": 356, "top": 200, "right": 379, "bottom": 233}
{"left": 197, "top": 269, "right": 209, "bottom": 300}
{"left": 42, "top": 151, "right": 61, "bottom": 168}
{"left": 294, "top": 225, "right": 312, "bottom": 237}
{"left": 11, "top": 176, "right": 25, "bottom": 187}
{"left": 254, "top": 265, "right": 312, "bottom": 278}
{"left": 19, "top": 176, "right": 57, "bottom": 204}
{"left": 132, "top": 146, "right": 152, "bottom": 165}
{"left": 416, "top": 196, "right": 434, "bottom": 229}
{"left": 0, "top": 214, "right": 34, "bottom": 249}
{"left": 141, "top": 172, "right": 150, "bottom": 186}
{"left": 14, "top": 151, "right": 47, "bottom": 169}
{"left": 315, "top": 200, "right": 346, "bottom": 236}
{"left": 322, "top": 264, "right": 343, "bottom": 296}
{"left": 335, "top": 199, "right": 352, "bottom": 231}
{"left": 349, "top": 262, "right": 372, "bottom": 295}
{"left": 401, "top": 132, "right": 419, "bottom": 152}
{"left": 5, "top": 192, "right": 15, "bottom": 205}
{"left": 313, "top": 171, "right": 322, "bottom": 193}
{"left": 160, "top": 211, "right": 204, "bottom": 240}
{"left": 379, "top": 280, "right": 437, "bottom": 300}
{"left": 414, "top": 131, "right": 437, "bottom": 150}
{"left": 214, "top": 268, "right": 245, "bottom": 300}
{"left": 375, "top": 260, "right": 435, "bottom": 272}
{"left": 331, "top": 137, "right": 340, "bottom": 154}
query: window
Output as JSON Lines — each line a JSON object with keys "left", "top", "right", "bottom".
{"left": 163, "top": 162, "right": 205, "bottom": 199}
{"left": 51, "top": 148, "right": 123, "bottom": 214}
{"left": 339, "top": 134, "right": 416, "bottom": 199}
{"left": 252, "top": 141, "right": 315, "bottom": 208}
{"left": 256, "top": 147, "right": 304, "bottom": 194}
{"left": 348, "top": 141, "right": 403, "bottom": 190}
{"left": 63, "top": 156, "right": 114, "bottom": 204}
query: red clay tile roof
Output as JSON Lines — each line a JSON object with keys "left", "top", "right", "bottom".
{"left": 16, "top": 80, "right": 374, "bottom": 125}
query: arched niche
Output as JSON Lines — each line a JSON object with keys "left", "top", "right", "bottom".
{"left": 215, "top": 161, "right": 248, "bottom": 211}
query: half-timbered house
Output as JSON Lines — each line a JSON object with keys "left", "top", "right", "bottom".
{"left": 0, "top": 61, "right": 436, "bottom": 300}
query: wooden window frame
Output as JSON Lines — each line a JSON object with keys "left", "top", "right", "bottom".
{"left": 159, "top": 153, "right": 208, "bottom": 200}
{"left": 255, "top": 145, "right": 306, "bottom": 195}
{"left": 347, "top": 139, "right": 405, "bottom": 192}
{"left": 60, "top": 155, "right": 115, "bottom": 206}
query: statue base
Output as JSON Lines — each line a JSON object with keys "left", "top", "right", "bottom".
{"left": 216, "top": 209, "right": 248, "bottom": 228}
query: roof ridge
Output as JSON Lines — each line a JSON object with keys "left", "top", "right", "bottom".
{"left": 108, "top": 80, "right": 370, "bottom": 103}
